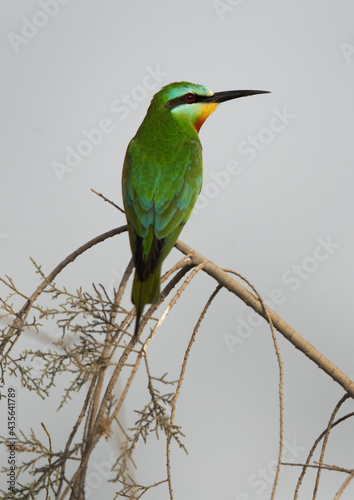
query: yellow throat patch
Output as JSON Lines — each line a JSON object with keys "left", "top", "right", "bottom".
{"left": 194, "top": 103, "right": 218, "bottom": 132}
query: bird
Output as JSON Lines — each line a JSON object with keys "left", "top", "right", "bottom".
{"left": 122, "top": 81, "right": 269, "bottom": 336}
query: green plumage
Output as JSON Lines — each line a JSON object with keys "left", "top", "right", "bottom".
{"left": 122, "top": 82, "right": 204, "bottom": 335}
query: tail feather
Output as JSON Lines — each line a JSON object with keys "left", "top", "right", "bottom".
{"left": 132, "top": 266, "right": 161, "bottom": 336}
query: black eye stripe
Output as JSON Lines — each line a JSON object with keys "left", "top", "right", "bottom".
{"left": 165, "top": 93, "right": 207, "bottom": 110}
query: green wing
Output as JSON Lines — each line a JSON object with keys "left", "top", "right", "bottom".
{"left": 122, "top": 136, "right": 202, "bottom": 283}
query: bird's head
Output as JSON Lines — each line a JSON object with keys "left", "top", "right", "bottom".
{"left": 152, "top": 81, "right": 270, "bottom": 133}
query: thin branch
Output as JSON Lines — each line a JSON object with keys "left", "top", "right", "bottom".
{"left": 313, "top": 394, "right": 350, "bottom": 499}
{"left": 224, "top": 269, "right": 283, "bottom": 500}
{"left": 160, "top": 254, "right": 193, "bottom": 283}
{"left": 293, "top": 401, "right": 353, "bottom": 500}
{"left": 283, "top": 462, "right": 353, "bottom": 474}
{"left": 57, "top": 377, "right": 97, "bottom": 499}
{"left": 334, "top": 469, "right": 354, "bottom": 499}
{"left": 90, "top": 189, "right": 125, "bottom": 214}
{"left": 167, "top": 284, "right": 222, "bottom": 500}
{"left": 135, "top": 259, "right": 194, "bottom": 337}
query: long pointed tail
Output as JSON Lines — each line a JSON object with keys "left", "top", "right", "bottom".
{"left": 132, "top": 267, "right": 161, "bottom": 336}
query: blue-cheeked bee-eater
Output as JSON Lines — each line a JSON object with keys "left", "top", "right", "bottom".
{"left": 122, "top": 81, "right": 269, "bottom": 335}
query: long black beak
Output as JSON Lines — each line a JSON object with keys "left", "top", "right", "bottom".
{"left": 204, "top": 89, "right": 270, "bottom": 104}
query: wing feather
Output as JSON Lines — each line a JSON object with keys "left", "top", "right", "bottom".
{"left": 122, "top": 137, "right": 202, "bottom": 281}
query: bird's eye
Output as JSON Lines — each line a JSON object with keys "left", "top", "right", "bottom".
{"left": 184, "top": 93, "right": 196, "bottom": 103}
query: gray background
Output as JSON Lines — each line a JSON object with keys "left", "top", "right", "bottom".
{"left": 1, "top": 1, "right": 354, "bottom": 498}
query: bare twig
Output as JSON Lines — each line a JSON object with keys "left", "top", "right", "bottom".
{"left": 313, "top": 394, "right": 350, "bottom": 499}
{"left": 135, "top": 259, "right": 194, "bottom": 337}
{"left": 334, "top": 469, "right": 354, "bottom": 499}
{"left": 57, "top": 377, "right": 97, "bottom": 499}
{"left": 224, "top": 269, "right": 283, "bottom": 500}
{"left": 293, "top": 395, "right": 351, "bottom": 499}
{"left": 90, "top": 189, "right": 125, "bottom": 214}
{"left": 283, "top": 462, "right": 353, "bottom": 474}
{"left": 167, "top": 284, "right": 222, "bottom": 500}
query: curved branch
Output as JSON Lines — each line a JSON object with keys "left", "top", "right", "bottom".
{"left": 293, "top": 395, "right": 351, "bottom": 499}
{"left": 175, "top": 240, "right": 354, "bottom": 399}
{"left": 313, "top": 394, "right": 350, "bottom": 498}
{"left": 4, "top": 225, "right": 353, "bottom": 400}
{"left": 224, "top": 269, "right": 284, "bottom": 500}
{"left": 0, "top": 226, "right": 128, "bottom": 364}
